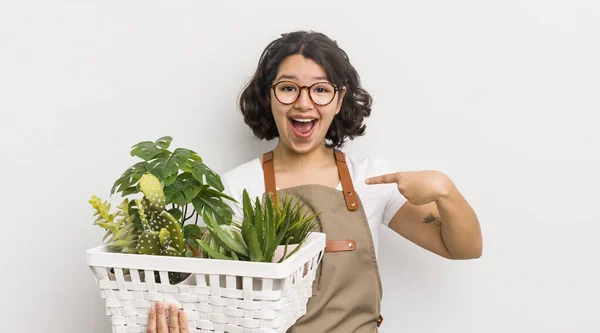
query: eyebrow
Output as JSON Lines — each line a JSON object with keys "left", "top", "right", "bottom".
{"left": 275, "top": 74, "right": 330, "bottom": 82}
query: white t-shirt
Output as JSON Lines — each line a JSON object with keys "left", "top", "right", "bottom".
{"left": 220, "top": 153, "right": 407, "bottom": 258}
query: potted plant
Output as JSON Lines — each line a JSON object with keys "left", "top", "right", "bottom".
{"left": 88, "top": 136, "right": 319, "bottom": 270}
{"left": 86, "top": 136, "right": 327, "bottom": 332}
{"left": 89, "top": 136, "right": 237, "bottom": 283}
{"left": 198, "top": 189, "right": 320, "bottom": 262}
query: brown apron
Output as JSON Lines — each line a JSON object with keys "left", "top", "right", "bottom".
{"left": 261, "top": 149, "right": 384, "bottom": 332}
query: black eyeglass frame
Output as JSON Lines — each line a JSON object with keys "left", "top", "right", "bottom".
{"left": 269, "top": 80, "right": 343, "bottom": 106}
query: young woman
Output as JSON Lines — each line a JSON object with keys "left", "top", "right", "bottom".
{"left": 147, "top": 30, "right": 482, "bottom": 333}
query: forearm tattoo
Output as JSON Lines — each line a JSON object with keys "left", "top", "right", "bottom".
{"left": 423, "top": 213, "right": 441, "bottom": 227}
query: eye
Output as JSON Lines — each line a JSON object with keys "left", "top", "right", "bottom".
{"left": 279, "top": 85, "right": 297, "bottom": 92}
{"left": 312, "top": 84, "right": 332, "bottom": 94}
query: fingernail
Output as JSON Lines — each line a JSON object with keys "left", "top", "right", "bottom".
{"left": 149, "top": 305, "right": 155, "bottom": 314}
{"left": 180, "top": 310, "right": 186, "bottom": 319}
{"left": 156, "top": 302, "right": 163, "bottom": 310}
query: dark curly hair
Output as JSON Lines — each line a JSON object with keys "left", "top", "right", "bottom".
{"left": 238, "top": 31, "right": 373, "bottom": 148}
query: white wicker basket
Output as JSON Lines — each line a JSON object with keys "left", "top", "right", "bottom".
{"left": 86, "top": 232, "right": 326, "bottom": 333}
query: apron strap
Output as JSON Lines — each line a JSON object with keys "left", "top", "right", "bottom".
{"left": 334, "top": 149, "right": 358, "bottom": 211}
{"left": 261, "top": 151, "right": 278, "bottom": 203}
{"left": 261, "top": 149, "right": 358, "bottom": 211}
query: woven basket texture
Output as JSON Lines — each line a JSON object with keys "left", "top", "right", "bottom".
{"left": 87, "top": 232, "right": 326, "bottom": 333}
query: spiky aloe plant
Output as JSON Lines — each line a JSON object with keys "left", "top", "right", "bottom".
{"left": 198, "top": 223, "right": 245, "bottom": 260}
{"left": 198, "top": 189, "right": 320, "bottom": 262}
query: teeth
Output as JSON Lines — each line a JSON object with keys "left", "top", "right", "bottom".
{"left": 292, "top": 118, "right": 315, "bottom": 123}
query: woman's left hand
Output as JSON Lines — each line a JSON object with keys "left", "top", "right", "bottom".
{"left": 365, "top": 170, "right": 453, "bottom": 205}
{"left": 147, "top": 301, "right": 189, "bottom": 333}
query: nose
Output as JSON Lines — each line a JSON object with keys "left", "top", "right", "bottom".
{"left": 294, "top": 87, "right": 313, "bottom": 111}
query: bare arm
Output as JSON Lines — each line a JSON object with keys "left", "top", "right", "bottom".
{"left": 368, "top": 171, "right": 482, "bottom": 260}
{"left": 389, "top": 180, "right": 482, "bottom": 259}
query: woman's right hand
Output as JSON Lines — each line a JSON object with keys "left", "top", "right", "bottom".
{"left": 147, "top": 301, "right": 189, "bottom": 333}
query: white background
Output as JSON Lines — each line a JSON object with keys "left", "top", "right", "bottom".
{"left": 1, "top": 0, "right": 599, "bottom": 332}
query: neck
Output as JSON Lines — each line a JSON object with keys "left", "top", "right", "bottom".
{"left": 272, "top": 142, "right": 335, "bottom": 172}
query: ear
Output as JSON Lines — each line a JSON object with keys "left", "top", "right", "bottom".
{"left": 335, "top": 86, "right": 347, "bottom": 115}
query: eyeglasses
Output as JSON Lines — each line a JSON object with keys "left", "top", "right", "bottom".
{"left": 269, "top": 81, "right": 342, "bottom": 106}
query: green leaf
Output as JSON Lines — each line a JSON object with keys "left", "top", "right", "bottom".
{"left": 145, "top": 160, "right": 165, "bottom": 179}
{"left": 164, "top": 175, "right": 203, "bottom": 205}
{"left": 146, "top": 148, "right": 189, "bottom": 180}
{"left": 280, "top": 237, "right": 306, "bottom": 262}
{"left": 154, "top": 136, "right": 173, "bottom": 149}
{"left": 163, "top": 172, "right": 178, "bottom": 187}
{"left": 190, "top": 160, "right": 224, "bottom": 192}
{"left": 121, "top": 186, "right": 139, "bottom": 197}
{"left": 197, "top": 239, "right": 232, "bottom": 260}
{"left": 118, "top": 172, "right": 143, "bottom": 193}
{"left": 171, "top": 148, "right": 192, "bottom": 167}
{"left": 185, "top": 237, "right": 199, "bottom": 251}
{"left": 254, "top": 197, "right": 264, "bottom": 248}
{"left": 247, "top": 225, "right": 265, "bottom": 262}
{"left": 133, "top": 214, "right": 143, "bottom": 230}
{"left": 183, "top": 224, "right": 202, "bottom": 239}
{"left": 242, "top": 189, "right": 254, "bottom": 222}
{"left": 203, "top": 212, "right": 248, "bottom": 256}
{"left": 205, "top": 188, "right": 237, "bottom": 203}
{"left": 264, "top": 203, "right": 274, "bottom": 258}
{"left": 192, "top": 195, "right": 232, "bottom": 224}
{"left": 214, "top": 201, "right": 234, "bottom": 222}
{"left": 271, "top": 199, "right": 291, "bottom": 252}
{"left": 167, "top": 208, "right": 182, "bottom": 221}
{"left": 111, "top": 162, "right": 148, "bottom": 195}
{"left": 264, "top": 194, "right": 274, "bottom": 243}
{"left": 188, "top": 150, "right": 203, "bottom": 162}
{"left": 130, "top": 141, "right": 166, "bottom": 161}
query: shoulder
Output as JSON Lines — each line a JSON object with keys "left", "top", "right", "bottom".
{"left": 343, "top": 152, "right": 393, "bottom": 180}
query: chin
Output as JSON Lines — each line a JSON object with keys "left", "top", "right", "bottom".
{"left": 281, "top": 136, "right": 323, "bottom": 155}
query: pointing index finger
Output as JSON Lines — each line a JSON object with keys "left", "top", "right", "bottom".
{"left": 365, "top": 173, "right": 398, "bottom": 185}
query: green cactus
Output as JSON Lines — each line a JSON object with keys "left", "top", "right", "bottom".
{"left": 90, "top": 173, "right": 185, "bottom": 258}
{"left": 134, "top": 173, "right": 185, "bottom": 256}
{"left": 139, "top": 173, "right": 166, "bottom": 211}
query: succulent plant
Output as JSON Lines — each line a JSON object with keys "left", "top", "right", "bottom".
{"left": 90, "top": 173, "right": 185, "bottom": 256}
{"left": 198, "top": 189, "right": 320, "bottom": 262}
{"left": 89, "top": 196, "right": 140, "bottom": 253}
{"left": 198, "top": 223, "right": 245, "bottom": 259}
